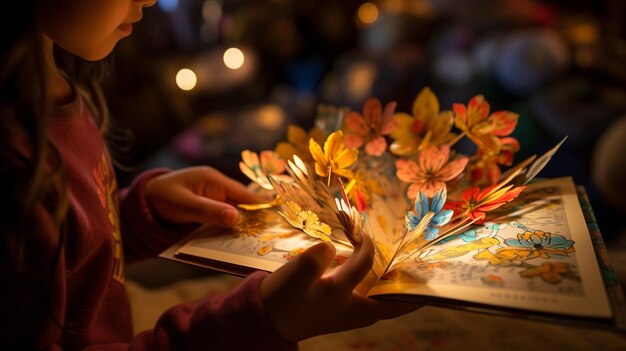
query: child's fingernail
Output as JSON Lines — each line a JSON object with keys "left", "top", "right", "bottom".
{"left": 220, "top": 208, "right": 237, "bottom": 226}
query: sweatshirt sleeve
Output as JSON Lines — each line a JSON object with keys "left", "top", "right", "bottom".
{"left": 118, "top": 168, "right": 197, "bottom": 263}
{"left": 130, "top": 271, "right": 298, "bottom": 351}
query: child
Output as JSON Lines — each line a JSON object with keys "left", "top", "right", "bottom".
{"left": 0, "top": 0, "right": 417, "bottom": 350}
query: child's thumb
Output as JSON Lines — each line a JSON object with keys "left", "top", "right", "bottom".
{"left": 330, "top": 234, "right": 375, "bottom": 290}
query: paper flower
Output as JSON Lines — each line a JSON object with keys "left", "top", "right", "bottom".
{"left": 395, "top": 145, "right": 468, "bottom": 198}
{"left": 335, "top": 197, "right": 364, "bottom": 247}
{"left": 275, "top": 125, "right": 325, "bottom": 163}
{"left": 445, "top": 183, "right": 526, "bottom": 224}
{"left": 309, "top": 130, "right": 358, "bottom": 180}
{"left": 346, "top": 170, "right": 383, "bottom": 212}
{"left": 343, "top": 97, "right": 397, "bottom": 157}
{"left": 389, "top": 87, "right": 456, "bottom": 156}
{"left": 470, "top": 136, "right": 520, "bottom": 185}
{"left": 235, "top": 87, "right": 565, "bottom": 259}
{"left": 277, "top": 201, "right": 332, "bottom": 242}
{"left": 239, "top": 150, "right": 289, "bottom": 190}
{"left": 453, "top": 95, "right": 519, "bottom": 153}
{"left": 405, "top": 188, "right": 454, "bottom": 240}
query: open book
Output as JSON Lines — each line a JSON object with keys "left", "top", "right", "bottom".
{"left": 161, "top": 89, "right": 625, "bottom": 330}
{"left": 161, "top": 177, "right": 625, "bottom": 330}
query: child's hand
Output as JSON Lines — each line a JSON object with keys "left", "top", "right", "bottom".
{"left": 261, "top": 235, "right": 420, "bottom": 343}
{"left": 145, "top": 166, "right": 258, "bottom": 226}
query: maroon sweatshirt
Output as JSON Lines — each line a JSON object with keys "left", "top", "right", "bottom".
{"left": 0, "top": 93, "right": 296, "bottom": 351}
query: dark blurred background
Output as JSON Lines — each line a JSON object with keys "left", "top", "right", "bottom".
{"left": 108, "top": 0, "right": 626, "bottom": 245}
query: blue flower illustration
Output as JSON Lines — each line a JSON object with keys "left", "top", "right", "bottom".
{"left": 405, "top": 188, "right": 453, "bottom": 240}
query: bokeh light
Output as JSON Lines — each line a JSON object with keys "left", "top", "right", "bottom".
{"left": 357, "top": 3, "right": 379, "bottom": 25}
{"left": 253, "top": 104, "right": 285, "bottom": 131}
{"left": 175, "top": 68, "right": 197, "bottom": 91}
{"left": 346, "top": 62, "right": 376, "bottom": 102}
{"left": 223, "top": 47, "right": 245, "bottom": 70}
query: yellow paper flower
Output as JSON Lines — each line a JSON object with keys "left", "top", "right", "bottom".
{"left": 275, "top": 125, "right": 325, "bottom": 163}
{"left": 277, "top": 201, "right": 332, "bottom": 242}
{"left": 309, "top": 130, "right": 358, "bottom": 180}
{"left": 389, "top": 87, "right": 456, "bottom": 156}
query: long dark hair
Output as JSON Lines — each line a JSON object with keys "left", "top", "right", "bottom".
{"left": 0, "top": 0, "right": 113, "bottom": 346}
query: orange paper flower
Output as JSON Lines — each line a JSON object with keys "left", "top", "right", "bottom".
{"left": 344, "top": 97, "right": 397, "bottom": 157}
{"left": 453, "top": 95, "right": 519, "bottom": 153}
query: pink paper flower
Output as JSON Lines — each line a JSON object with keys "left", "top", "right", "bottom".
{"left": 395, "top": 145, "right": 468, "bottom": 198}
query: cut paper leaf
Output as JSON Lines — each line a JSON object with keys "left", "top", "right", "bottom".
{"left": 521, "top": 136, "right": 568, "bottom": 185}
{"left": 498, "top": 136, "right": 567, "bottom": 186}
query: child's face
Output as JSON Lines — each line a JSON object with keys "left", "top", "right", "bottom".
{"left": 38, "top": 0, "right": 156, "bottom": 61}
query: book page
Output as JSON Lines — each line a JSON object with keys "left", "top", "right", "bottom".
{"left": 173, "top": 209, "right": 354, "bottom": 273}
{"left": 367, "top": 177, "right": 612, "bottom": 319}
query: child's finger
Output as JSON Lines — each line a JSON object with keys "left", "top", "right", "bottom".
{"left": 269, "top": 242, "right": 336, "bottom": 292}
{"left": 329, "top": 234, "right": 375, "bottom": 290}
{"left": 162, "top": 189, "right": 240, "bottom": 226}
{"left": 197, "top": 198, "right": 241, "bottom": 226}
{"left": 208, "top": 170, "right": 260, "bottom": 204}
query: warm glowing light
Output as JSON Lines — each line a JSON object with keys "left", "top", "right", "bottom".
{"left": 358, "top": 3, "right": 379, "bottom": 25}
{"left": 223, "top": 48, "right": 245, "bottom": 70}
{"left": 382, "top": 0, "right": 405, "bottom": 15}
{"left": 408, "top": 0, "right": 433, "bottom": 16}
{"left": 569, "top": 23, "right": 598, "bottom": 45}
{"left": 175, "top": 68, "right": 197, "bottom": 91}
{"left": 254, "top": 104, "right": 284, "bottom": 131}
{"left": 346, "top": 63, "right": 376, "bottom": 102}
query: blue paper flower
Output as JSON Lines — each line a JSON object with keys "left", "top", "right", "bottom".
{"left": 405, "top": 188, "right": 454, "bottom": 240}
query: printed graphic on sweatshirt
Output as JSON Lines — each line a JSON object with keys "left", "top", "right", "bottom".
{"left": 94, "top": 152, "right": 124, "bottom": 283}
